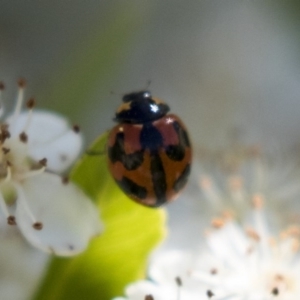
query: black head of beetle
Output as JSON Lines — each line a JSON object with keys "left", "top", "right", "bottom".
{"left": 114, "top": 91, "right": 170, "bottom": 124}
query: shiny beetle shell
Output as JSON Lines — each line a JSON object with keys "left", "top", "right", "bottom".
{"left": 107, "top": 91, "right": 192, "bottom": 207}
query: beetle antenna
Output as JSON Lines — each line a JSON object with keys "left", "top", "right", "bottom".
{"left": 145, "top": 80, "right": 152, "bottom": 90}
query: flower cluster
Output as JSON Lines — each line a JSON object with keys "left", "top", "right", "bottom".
{"left": 0, "top": 79, "right": 101, "bottom": 256}
{"left": 114, "top": 144, "right": 300, "bottom": 299}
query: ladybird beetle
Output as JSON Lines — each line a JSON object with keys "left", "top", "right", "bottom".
{"left": 107, "top": 91, "right": 192, "bottom": 207}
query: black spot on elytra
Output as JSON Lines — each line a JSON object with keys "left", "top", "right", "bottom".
{"left": 174, "top": 121, "right": 190, "bottom": 147}
{"left": 173, "top": 164, "right": 191, "bottom": 192}
{"left": 165, "top": 144, "right": 185, "bottom": 161}
{"left": 118, "top": 177, "right": 147, "bottom": 200}
{"left": 108, "top": 132, "right": 144, "bottom": 170}
{"left": 150, "top": 152, "right": 167, "bottom": 206}
{"left": 166, "top": 121, "right": 190, "bottom": 161}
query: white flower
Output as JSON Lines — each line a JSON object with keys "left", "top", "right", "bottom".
{"left": 196, "top": 143, "right": 300, "bottom": 224}
{"left": 114, "top": 146, "right": 300, "bottom": 300}
{"left": 114, "top": 197, "right": 300, "bottom": 299}
{"left": 0, "top": 79, "right": 101, "bottom": 256}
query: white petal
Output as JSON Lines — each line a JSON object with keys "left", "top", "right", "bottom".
{"left": 7, "top": 110, "right": 69, "bottom": 142}
{"left": 6, "top": 110, "right": 83, "bottom": 172}
{"left": 15, "top": 173, "right": 102, "bottom": 256}
{"left": 29, "top": 128, "right": 82, "bottom": 173}
{"left": 0, "top": 227, "right": 49, "bottom": 300}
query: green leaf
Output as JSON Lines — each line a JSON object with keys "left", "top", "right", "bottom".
{"left": 33, "top": 133, "right": 167, "bottom": 300}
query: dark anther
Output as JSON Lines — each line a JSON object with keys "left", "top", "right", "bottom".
{"left": 210, "top": 268, "right": 218, "bottom": 275}
{"left": 39, "top": 158, "right": 47, "bottom": 167}
{"left": 73, "top": 125, "right": 80, "bottom": 133}
{"left": 33, "top": 222, "right": 43, "bottom": 230}
{"left": 0, "top": 126, "right": 11, "bottom": 143}
{"left": 62, "top": 176, "right": 69, "bottom": 184}
{"left": 19, "top": 132, "right": 28, "bottom": 143}
{"left": 207, "top": 290, "right": 214, "bottom": 298}
{"left": 18, "top": 78, "right": 26, "bottom": 88}
{"left": 271, "top": 287, "right": 279, "bottom": 296}
{"left": 175, "top": 276, "right": 182, "bottom": 286}
{"left": 2, "top": 147, "right": 10, "bottom": 154}
{"left": 7, "top": 215, "right": 16, "bottom": 225}
{"left": 26, "top": 97, "right": 36, "bottom": 109}
{"left": 4, "top": 130, "right": 11, "bottom": 139}
{"left": 145, "top": 295, "right": 154, "bottom": 300}
{"left": 0, "top": 82, "right": 4, "bottom": 90}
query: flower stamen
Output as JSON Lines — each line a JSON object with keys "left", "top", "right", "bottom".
{"left": 21, "top": 97, "right": 36, "bottom": 134}
{"left": 272, "top": 287, "right": 279, "bottom": 295}
{"left": 14, "top": 183, "right": 43, "bottom": 230}
{"left": 19, "top": 132, "right": 28, "bottom": 143}
{"left": 3, "top": 166, "right": 12, "bottom": 183}
{"left": 2, "top": 147, "right": 10, "bottom": 154}
{"left": 39, "top": 158, "right": 47, "bottom": 167}
{"left": 33, "top": 222, "right": 43, "bottom": 230}
{"left": 73, "top": 124, "right": 80, "bottom": 133}
{"left": 0, "top": 81, "right": 4, "bottom": 117}
{"left": 11, "top": 79, "right": 26, "bottom": 128}
{"left": 0, "top": 192, "right": 15, "bottom": 225}
{"left": 211, "top": 217, "right": 225, "bottom": 229}
{"left": 175, "top": 277, "right": 182, "bottom": 300}
{"left": 0, "top": 124, "right": 11, "bottom": 143}
{"left": 20, "top": 159, "right": 47, "bottom": 180}
{"left": 21, "top": 166, "right": 46, "bottom": 179}
{"left": 200, "top": 176, "right": 223, "bottom": 209}
{"left": 62, "top": 176, "right": 69, "bottom": 184}
{"left": 206, "top": 290, "right": 214, "bottom": 298}
{"left": 7, "top": 215, "right": 16, "bottom": 225}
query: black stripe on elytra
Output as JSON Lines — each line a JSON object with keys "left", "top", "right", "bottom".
{"left": 117, "top": 177, "right": 147, "bottom": 200}
{"left": 166, "top": 121, "right": 191, "bottom": 161}
{"left": 140, "top": 123, "right": 168, "bottom": 205}
{"left": 108, "top": 132, "right": 144, "bottom": 170}
{"left": 173, "top": 163, "right": 191, "bottom": 192}
{"left": 140, "top": 123, "right": 164, "bottom": 152}
{"left": 150, "top": 151, "right": 167, "bottom": 206}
